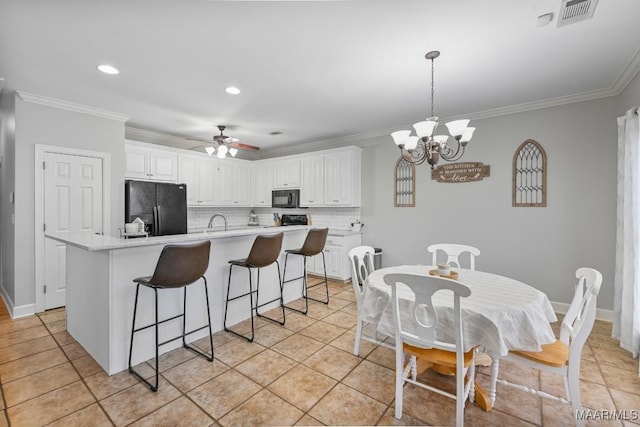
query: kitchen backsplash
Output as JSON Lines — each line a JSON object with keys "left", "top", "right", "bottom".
{"left": 188, "top": 206, "right": 361, "bottom": 230}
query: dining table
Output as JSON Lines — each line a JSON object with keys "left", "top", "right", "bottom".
{"left": 362, "top": 265, "right": 558, "bottom": 409}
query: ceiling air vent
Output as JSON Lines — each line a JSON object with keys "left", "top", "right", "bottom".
{"left": 557, "top": 0, "right": 599, "bottom": 27}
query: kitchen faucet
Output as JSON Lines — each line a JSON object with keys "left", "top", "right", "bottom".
{"left": 207, "top": 213, "right": 227, "bottom": 231}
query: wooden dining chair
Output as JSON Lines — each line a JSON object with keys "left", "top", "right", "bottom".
{"left": 493, "top": 267, "right": 602, "bottom": 427}
{"left": 384, "top": 273, "right": 476, "bottom": 427}
{"left": 428, "top": 243, "right": 480, "bottom": 270}
{"left": 348, "top": 246, "right": 392, "bottom": 356}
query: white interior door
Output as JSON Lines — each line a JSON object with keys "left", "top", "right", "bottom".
{"left": 43, "top": 152, "right": 103, "bottom": 310}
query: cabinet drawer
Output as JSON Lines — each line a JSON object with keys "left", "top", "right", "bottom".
{"left": 325, "top": 236, "right": 343, "bottom": 246}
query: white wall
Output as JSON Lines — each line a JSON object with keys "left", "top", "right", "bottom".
{"left": 359, "top": 96, "right": 619, "bottom": 310}
{"left": 0, "top": 91, "right": 16, "bottom": 306}
{"left": 10, "top": 96, "right": 126, "bottom": 309}
{"left": 619, "top": 70, "right": 640, "bottom": 113}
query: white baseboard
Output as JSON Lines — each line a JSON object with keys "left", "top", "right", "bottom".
{"left": 551, "top": 301, "right": 613, "bottom": 322}
{"left": 1, "top": 287, "right": 36, "bottom": 319}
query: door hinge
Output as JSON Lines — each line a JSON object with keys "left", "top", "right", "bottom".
{"left": 43, "top": 223, "right": 46, "bottom": 232}
{"left": 43, "top": 285, "right": 47, "bottom": 294}
{"left": 42, "top": 161, "right": 46, "bottom": 170}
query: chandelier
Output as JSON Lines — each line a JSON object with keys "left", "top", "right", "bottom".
{"left": 391, "top": 51, "right": 475, "bottom": 168}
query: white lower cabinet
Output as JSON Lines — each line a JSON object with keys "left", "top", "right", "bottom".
{"left": 306, "top": 233, "right": 361, "bottom": 281}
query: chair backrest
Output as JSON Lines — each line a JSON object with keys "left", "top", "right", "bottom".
{"left": 428, "top": 243, "right": 480, "bottom": 270}
{"left": 383, "top": 273, "right": 471, "bottom": 354}
{"left": 348, "top": 246, "right": 375, "bottom": 304}
{"left": 150, "top": 240, "right": 211, "bottom": 288}
{"left": 246, "top": 232, "right": 284, "bottom": 268}
{"left": 298, "top": 228, "right": 329, "bottom": 256}
{"left": 561, "top": 267, "right": 602, "bottom": 359}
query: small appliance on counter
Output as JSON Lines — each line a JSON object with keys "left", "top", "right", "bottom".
{"left": 280, "top": 214, "right": 308, "bottom": 226}
{"left": 248, "top": 209, "right": 259, "bottom": 226}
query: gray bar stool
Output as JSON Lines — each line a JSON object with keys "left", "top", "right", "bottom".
{"left": 128, "top": 240, "right": 213, "bottom": 392}
{"left": 282, "top": 228, "right": 329, "bottom": 315}
{"left": 224, "top": 232, "right": 285, "bottom": 342}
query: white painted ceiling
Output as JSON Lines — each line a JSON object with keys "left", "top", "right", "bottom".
{"left": 1, "top": 0, "right": 639, "bottom": 154}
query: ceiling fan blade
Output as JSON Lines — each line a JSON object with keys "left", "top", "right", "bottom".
{"left": 230, "top": 142, "right": 260, "bottom": 151}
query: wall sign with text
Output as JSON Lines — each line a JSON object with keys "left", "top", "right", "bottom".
{"left": 431, "top": 162, "right": 490, "bottom": 183}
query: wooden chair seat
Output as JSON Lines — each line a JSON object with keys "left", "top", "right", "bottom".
{"left": 510, "top": 340, "right": 569, "bottom": 368}
{"left": 404, "top": 343, "right": 475, "bottom": 368}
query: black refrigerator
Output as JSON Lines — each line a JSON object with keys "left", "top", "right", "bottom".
{"left": 125, "top": 180, "right": 187, "bottom": 236}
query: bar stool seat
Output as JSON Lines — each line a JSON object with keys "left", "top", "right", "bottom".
{"left": 282, "top": 228, "right": 329, "bottom": 315}
{"left": 224, "top": 232, "right": 285, "bottom": 342}
{"left": 128, "top": 240, "right": 214, "bottom": 392}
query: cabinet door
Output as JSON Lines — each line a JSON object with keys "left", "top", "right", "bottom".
{"left": 199, "top": 158, "right": 217, "bottom": 205}
{"left": 300, "top": 156, "right": 324, "bottom": 206}
{"left": 217, "top": 161, "right": 251, "bottom": 206}
{"left": 125, "top": 146, "right": 150, "bottom": 180}
{"left": 178, "top": 155, "right": 199, "bottom": 205}
{"left": 273, "top": 159, "right": 301, "bottom": 188}
{"left": 149, "top": 151, "right": 178, "bottom": 182}
{"left": 252, "top": 163, "right": 273, "bottom": 207}
{"left": 324, "top": 245, "right": 343, "bottom": 278}
{"left": 324, "top": 152, "right": 353, "bottom": 205}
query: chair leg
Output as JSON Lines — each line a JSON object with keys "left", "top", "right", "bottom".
{"left": 224, "top": 265, "right": 255, "bottom": 342}
{"left": 489, "top": 356, "right": 499, "bottom": 406}
{"left": 353, "top": 318, "right": 363, "bottom": 356}
{"left": 567, "top": 363, "right": 584, "bottom": 427}
{"left": 256, "top": 261, "right": 286, "bottom": 325}
{"left": 181, "top": 279, "right": 214, "bottom": 361}
{"left": 307, "top": 251, "right": 329, "bottom": 305}
{"left": 394, "top": 344, "right": 404, "bottom": 419}
{"left": 282, "top": 253, "right": 309, "bottom": 315}
{"left": 128, "top": 284, "right": 159, "bottom": 392}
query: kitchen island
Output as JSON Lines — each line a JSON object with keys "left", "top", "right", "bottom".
{"left": 46, "top": 226, "right": 308, "bottom": 375}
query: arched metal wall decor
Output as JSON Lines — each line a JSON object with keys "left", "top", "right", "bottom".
{"left": 394, "top": 156, "right": 415, "bottom": 207}
{"left": 513, "top": 139, "right": 547, "bottom": 207}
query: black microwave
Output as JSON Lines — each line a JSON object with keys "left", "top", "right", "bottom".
{"left": 272, "top": 189, "right": 300, "bottom": 208}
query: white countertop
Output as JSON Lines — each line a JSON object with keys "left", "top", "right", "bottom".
{"left": 46, "top": 225, "right": 310, "bottom": 251}
{"left": 328, "top": 228, "right": 362, "bottom": 237}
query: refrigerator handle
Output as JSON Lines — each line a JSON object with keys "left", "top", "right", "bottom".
{"left": 153, "top": 206, "right": 159, "bottom": 236}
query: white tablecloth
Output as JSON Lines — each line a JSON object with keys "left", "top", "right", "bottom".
{"left": 362, "top": 265, "right": 558, "bottom": 357}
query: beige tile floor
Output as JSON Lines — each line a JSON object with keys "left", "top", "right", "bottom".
{"left": 0, "top": 278, "right": 639, "bottom": 426}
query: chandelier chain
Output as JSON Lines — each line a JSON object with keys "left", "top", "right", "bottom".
{"left": 430, "top": 56, "right": 435, "bottom": 118}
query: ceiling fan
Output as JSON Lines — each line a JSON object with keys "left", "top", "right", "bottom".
{"left": 189, "top": 125, "right": 259, "bottom": 158}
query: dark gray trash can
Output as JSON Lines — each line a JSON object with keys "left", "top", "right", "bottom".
{"left": 373, "top": 247, "right": 383, "bottom": 270}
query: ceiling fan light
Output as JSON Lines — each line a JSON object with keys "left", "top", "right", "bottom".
{"left": 216, "top": 151, "right": 226, "bottom": 159}
{"left": 445, "top": 119, "right": 470, "bottom": 137}
{"left": 391, "top": 130, "right": 411, "bottom": 146}
{"left": 405, "top": 136, "right": 419, "bottom": 150}
{"left": 205, "top": 146, "right": 216, "bottom": 155}
{"left": 413, "top": 120, "right": 438, "bottom": 138}
{"left": 229, "top": 148, "right": 238, "bottom": 157}
{"left": 218, "top": 145, "right": 228, "bottom": 155}
{"left": 461, "top": 127, "right": 475, "bottom": 142}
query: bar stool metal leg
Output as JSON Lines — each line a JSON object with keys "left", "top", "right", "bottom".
{"left": 282, "top": 252, "right": 310, "bottom": 314}
{"left": 224, "top": 264, "right": 257, "bottom": 342}
{"left": 256, "top": 260, "right": 286, "bottom": 325}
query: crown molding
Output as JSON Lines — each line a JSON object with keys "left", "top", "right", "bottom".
{"left": 16, "top": 91, "right": 130, "bottom": 122}
{"left": 612, "top": 46, "right": 640, "bottom": 94}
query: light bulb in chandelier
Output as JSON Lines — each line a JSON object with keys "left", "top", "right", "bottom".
{"left": 205, "top": 146, "right": 216, "bottom": 156}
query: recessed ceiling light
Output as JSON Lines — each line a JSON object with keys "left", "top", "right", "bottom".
{"left": 225, "top": 86, "right": 241, "bottom": 95}
{"left": 97, "top": 64, "right": 120, "bottom": 75}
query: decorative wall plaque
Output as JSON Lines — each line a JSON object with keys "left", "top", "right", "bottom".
{"left": 394, "top": 157, "right": 415, "bottom": 207}
{"left": 513, "top": 139, "right": 547, "bottom": 207}
{"left": 431, "top": 162, "right": 490, "bottom": 183}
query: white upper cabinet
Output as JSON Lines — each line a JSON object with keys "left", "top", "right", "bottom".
{"left": 324, "top": 148, "right": 361, "bottom": 206}
{"left": 125, "top": 143, "right": 178, "bottom": 182}
{"left": 300, "top": 155, "right": 324, "bottom": 206}
{"left": 178, "top": 154, "right": 217, "bottom": 206}
{"left": 217, "top": 160, "right": 251, "bottom": 206}
{"left": 251, "top": 161, "right": 273, "bottom": 207}
{"left": 273, "top": 158, "right": 301, "bottom": 189}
